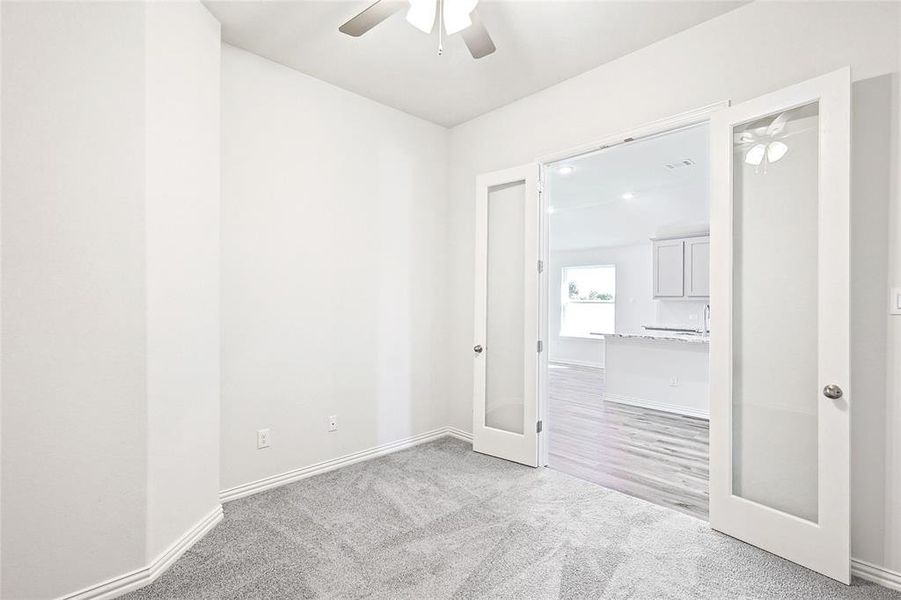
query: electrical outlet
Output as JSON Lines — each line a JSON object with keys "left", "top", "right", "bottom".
{"left": 669, "top": 377, "right": 679, "bottom": 387}
{"left": 328, "top": 415, "right": 338, "bottom": 432}
{"left": 257, "top": 428, "right": 271, "bottom": 449}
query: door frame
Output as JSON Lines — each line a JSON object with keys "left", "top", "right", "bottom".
{"left": 533, "top": 101, "right": 728, "bottom": 467}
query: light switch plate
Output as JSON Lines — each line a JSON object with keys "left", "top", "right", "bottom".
{"left": 891, "top": 287, "right": 901, "bottom": 316}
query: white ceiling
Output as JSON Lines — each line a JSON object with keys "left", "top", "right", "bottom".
{"left": 204, "top": 1, "right": 745, "bottom": 127}
{"left": 548, "top": 123, "right": 709, "bottom": 251}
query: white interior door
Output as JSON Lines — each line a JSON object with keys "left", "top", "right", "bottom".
{"left": 709, "top": 68, "right": 851, "bottom": 583}
{"left": 472, "top": 164, "right": 540, "bottom": 467}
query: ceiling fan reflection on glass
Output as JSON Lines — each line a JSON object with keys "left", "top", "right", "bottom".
{"left": 338, "top": 0, "right": 496, "bottom": 59}
{"left": 735, "top": 111, "right": 791, "bottom": 172}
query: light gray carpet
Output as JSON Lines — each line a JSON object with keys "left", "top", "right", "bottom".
{"left": 124, "top": 437, "right": 898, "bottom": 599}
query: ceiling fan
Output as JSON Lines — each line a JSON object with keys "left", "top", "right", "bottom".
{"left": 339, "top": 0, "right": 496, "bottom": 59}
{"left": 734, "top": 112, "right": 792, "bottom": 169}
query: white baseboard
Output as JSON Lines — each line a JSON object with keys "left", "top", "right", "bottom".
{"left": 61, "top": 505, "right": 223, "bottom": 600}
{"left": 604, "top": 391, "right": 709, "bottom": 420}
{"left": 852, "top": 558, "right": 901, "bottom": 591}
{"left": 219, "top": 427, "right": 465, "bottom": 503}
{"left": 445, "top": 426, "right": 473, "bottom": 442}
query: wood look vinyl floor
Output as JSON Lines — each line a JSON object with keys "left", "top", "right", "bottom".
{"left": 547, "top": 362, "right": 710, "bottom": 520}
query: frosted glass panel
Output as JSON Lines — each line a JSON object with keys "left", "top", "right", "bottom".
{"left": 485, "top": 181, "right": 525, "bottom": 434}
{"left": 731, "top": 102, "right": 819, "bottom": 522}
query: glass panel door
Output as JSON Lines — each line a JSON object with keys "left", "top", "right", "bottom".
{"left": 709, "top": 68, "right": 851, "bottom": 583}
{"left": 472, "top": 164, "right": 540, "bottom": 466}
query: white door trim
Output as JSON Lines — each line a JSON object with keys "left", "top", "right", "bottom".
{"left": 708, "top": 67, "right": 851, "bottom": 583}
{"left": 472, "top": 164, "right": 541, "bottom": 467}
{"left": 535, "top": 101, "right": 728, "bottom": 165}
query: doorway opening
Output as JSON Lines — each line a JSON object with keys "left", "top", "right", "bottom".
{"left": 543, "top": 122, "right": 711, "bottom": 520}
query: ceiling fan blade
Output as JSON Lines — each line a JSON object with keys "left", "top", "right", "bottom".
{"left": 339, "top": 0, "right": 405, "bottom": 37}
{"left": 461, "top": 10, "right": 496, "bottom": 59}
{"left": 766, "top": 111, "right": 789, "bottom": 137}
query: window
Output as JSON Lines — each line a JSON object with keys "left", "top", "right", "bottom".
{"left": 560, "top": 265, "right": 615, "bottom": 338}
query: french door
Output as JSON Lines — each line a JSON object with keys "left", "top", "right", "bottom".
{"left": 709, "top": 68, "right": 851, "bottom": 582}
{"left": 472, "top": 164, "right": 540, "bottom": 467}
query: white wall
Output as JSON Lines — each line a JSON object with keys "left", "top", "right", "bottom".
{"left": 1, "top": 5, "right": 4, "bottom": 593}
{"left": 848, "top": 72, "right": 892, "bottom": 579}
{"left": 1, "top": 2, "right": 222, "bottom": 597}
{"left": 1, "top": 3, "right": 148, "bottom": 597}
{"left": 883, "top": 4, "right": 901, "bottom": 568}
{"left": 219, "top": 45, "right": 449, "bottom": 492}
{"left": 445, "top": 0, "right": 901, "bottom": 572}
{"left": 145, "top": 1, "right": 221, "bottom": 559}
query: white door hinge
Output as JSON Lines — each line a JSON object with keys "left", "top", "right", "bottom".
{"left": 538, "top": 260, "right": 544, "bottom": 273}
{"left": 537, "top": 340, "right": 543, "bottom": 353}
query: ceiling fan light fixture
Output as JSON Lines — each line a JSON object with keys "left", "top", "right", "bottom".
{"left": 339, "top": 0, "right": 495, "bottom": 59}
{"left": 766, "top": 141, "right": 789, "bottom": 163}
{"left": 406, "top": 0, "right": 436, "bottom": 33}
{"left": 744, "top": 143, "right": 766, "bottom": 166}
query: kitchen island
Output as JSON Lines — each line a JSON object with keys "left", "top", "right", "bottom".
{"left": 604, "top": 332, "right": 709, "bottom": 419}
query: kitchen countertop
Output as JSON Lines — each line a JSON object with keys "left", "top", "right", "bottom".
{"left": 605, "top": 331, "right": 710, "bottom": 344}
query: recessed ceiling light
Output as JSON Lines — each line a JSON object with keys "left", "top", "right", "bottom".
{"left": 557, "top": 165, "right": 574, "bottom": 176}
{"left": 622, "top": 192, "right": 635, "bottom": 200}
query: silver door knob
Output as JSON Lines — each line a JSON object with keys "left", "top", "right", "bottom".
{"left": 473, "top": 345, "right": 483, "bottom": 354}
{"left": 823, "top": 384, "right": 843, "bottom": 399}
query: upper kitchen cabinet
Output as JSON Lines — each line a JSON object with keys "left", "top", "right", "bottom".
{"left": 653, "top": 239, "right": 685, "bottom": 297}
{"left": 685, "top": 236, "right": 710, "bottom": 297}
{"left": 652, "top": 234, "right": 709, "bottom": 299}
